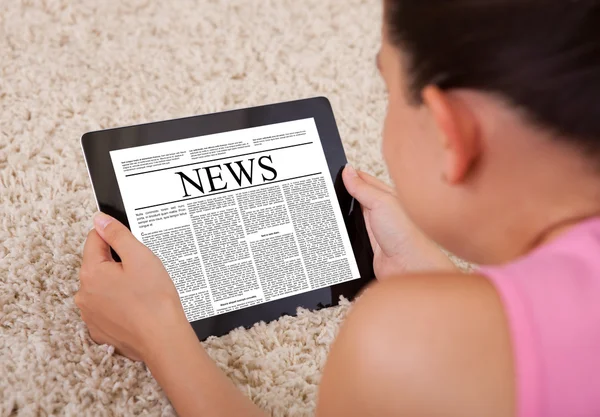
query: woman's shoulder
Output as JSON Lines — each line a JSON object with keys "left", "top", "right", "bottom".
{"left": 317, "top": 273, "right": 515, "bottom": 417}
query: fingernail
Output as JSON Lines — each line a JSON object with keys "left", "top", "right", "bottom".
{"left": 93, "top": 212, "right": 113, "bottom": 230}
{"left": 345, "top": 163, "right": 358, "bottom": 177}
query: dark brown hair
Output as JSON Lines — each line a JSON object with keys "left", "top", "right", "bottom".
{"left": 386, "top": 0, "right": 600, "bottom": 151}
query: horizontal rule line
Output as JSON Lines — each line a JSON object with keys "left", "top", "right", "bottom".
{"left": 125, "top": 141, "right": 313, "bottom": 177}
{"left": 134, "top": 172, "right": 323, "bottom": 211}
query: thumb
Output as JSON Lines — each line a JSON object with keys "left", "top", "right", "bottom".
{"left": 93, "top": 212, "right": 141, "bottom": 259}
{"left": 343, "top": 165, "right": 389, "bottom": 210}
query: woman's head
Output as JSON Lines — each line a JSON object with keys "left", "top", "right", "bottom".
{"left": 379, "top": 0, "right": 600, "bottom": 263}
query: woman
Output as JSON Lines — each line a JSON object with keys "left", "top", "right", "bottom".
{"left": 76, "top": 1, "right": 600, "bottom": 416}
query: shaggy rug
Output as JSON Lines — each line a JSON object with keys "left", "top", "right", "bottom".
{"left": 0, "top": 0, "right": 390, "bottom": 415}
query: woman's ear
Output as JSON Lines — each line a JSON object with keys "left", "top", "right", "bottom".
{"left": 422, "top": 86, "right": 481, "bottom": 184}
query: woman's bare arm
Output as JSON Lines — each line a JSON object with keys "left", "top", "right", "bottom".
{"left": 143, "top": 320, "right": 266, "bottom": 417}
{"left": 316, "top": 274, "right": 515, "bottom": 417}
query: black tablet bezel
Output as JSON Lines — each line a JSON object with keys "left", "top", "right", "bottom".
{"left": 81, "top": 96, "right": 375, "bottom": 341}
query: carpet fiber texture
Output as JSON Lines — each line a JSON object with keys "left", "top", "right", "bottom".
{"left": 0, "top": 1, "right": 389, "bottom": 415}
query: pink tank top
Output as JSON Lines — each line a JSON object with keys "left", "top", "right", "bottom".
{"left": 480, "top": 218, "right": 600, "bottom": 417}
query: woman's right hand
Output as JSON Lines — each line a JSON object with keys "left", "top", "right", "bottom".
{"left": 76, "top": 213, "right": 190, "bottom": 363}
{"left": 342, "top": 165, "right": 456, "bottom": 278}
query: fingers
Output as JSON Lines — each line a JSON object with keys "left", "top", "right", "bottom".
{"left": 356, "top": 170, "right": 396, "bottom": 196}
{"left": 83, "top": 229, "right": 114, "bottom": 265}
{"left": 343, "top": 165, "right": 393, "bottom": 209}
{"left": 93, "top": 212, "right": 141, "bottom": 260}
{"left": 362, "top": 210, "right": 379, "bottom": 253}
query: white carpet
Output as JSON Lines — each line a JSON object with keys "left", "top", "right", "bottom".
{"left": 0, "top": 1, "right": 388, "bottom": 415}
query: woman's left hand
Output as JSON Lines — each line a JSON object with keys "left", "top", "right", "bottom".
{"left": 343, "top": 166, "right": 457, "bottom": 278}
{"left": 75, "top": 212, "right": 188, "bottom": 362}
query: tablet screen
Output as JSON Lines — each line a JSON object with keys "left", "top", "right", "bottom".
{"left": 109, "top": 118, "right": 361, "bottom": 322}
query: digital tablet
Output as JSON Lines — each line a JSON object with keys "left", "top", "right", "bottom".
{"left": 81, "top": 96, "right": 375, "bottom": 341}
